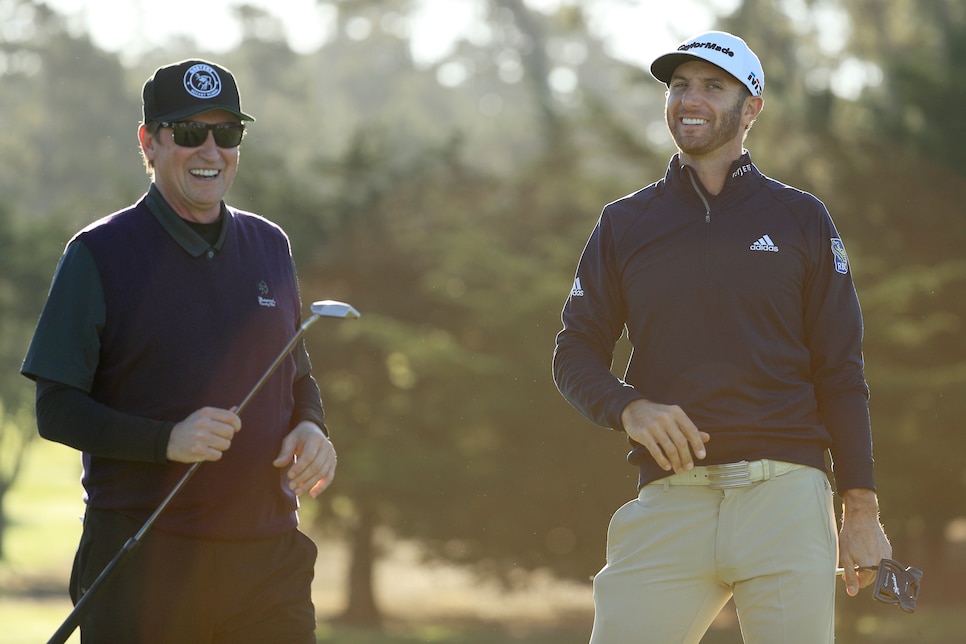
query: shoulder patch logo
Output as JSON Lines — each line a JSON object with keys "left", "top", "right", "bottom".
{"left": 831, "top": 238, "right": 849, "bottom": 274}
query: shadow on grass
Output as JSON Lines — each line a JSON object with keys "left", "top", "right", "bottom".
{"left": 314, "top": 604, "right": 963, "bottom": 644}
{"left": 315, "top": 617, "right": 745, "bottom": 643}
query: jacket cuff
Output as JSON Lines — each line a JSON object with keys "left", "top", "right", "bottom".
{"left": 606, "top": 385, "right": 647, "bottom": 432}
{"left": 830, "top": 456, "right": 875, "bottom": 493}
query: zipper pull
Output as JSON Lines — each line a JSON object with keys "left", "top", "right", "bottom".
{"left": 684, "top": 164, "right": 713, "bottom": 222}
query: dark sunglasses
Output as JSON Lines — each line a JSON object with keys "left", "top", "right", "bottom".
{"left": 159, "top": 121, "right": 246, "bottom": 148}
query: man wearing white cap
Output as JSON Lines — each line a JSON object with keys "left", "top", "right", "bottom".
{"left": 553, "top": 31, "right": 891, "bottom": 642}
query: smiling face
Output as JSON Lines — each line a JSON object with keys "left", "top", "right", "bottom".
{"left": 139, "top": 109, "right": 241, "bottom": 223}
{"left": 664, "top": 60, "right": 763, "bottom": 162}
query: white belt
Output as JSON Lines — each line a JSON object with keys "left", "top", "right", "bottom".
{"left": 658, "top": 459, "right": 806, "bottom": 489}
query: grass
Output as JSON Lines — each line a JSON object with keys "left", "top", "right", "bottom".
{"left": 1, "top": 440, "right": 83, "bottom": 643}
{"left": 3, "top": 440, "right": 963, "bottom": 643}
{"left": 3, "top": 441, "right": 84, "bottom": 566}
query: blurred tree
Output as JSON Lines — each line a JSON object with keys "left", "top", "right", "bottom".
{"left": 0, "top": 201, "right": 67, "bottom": 559}
{"left": 269, "top": 124, "right": 643, "bottom": 625}
{"left": 846, "top": 0, "right": 966, "bottom": 175}
{"left": 0, "top": 400, "right": 34, "bottom": 560}
{"left": 0, "top": 0, "right": 145, "bottom": 227}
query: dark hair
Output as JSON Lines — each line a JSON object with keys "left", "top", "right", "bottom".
{"left": 140, "top": 121, "right": 163, "bottom": 174}
{"left": 738, "top": 84, "right": 759, "bottom": 138}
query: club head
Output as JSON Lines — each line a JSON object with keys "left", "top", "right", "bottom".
{"left": 310, "top": 300, "right": 361, "bottom": 319}
{"left": 872, "top": 559, "right": 922, "bottom": 613}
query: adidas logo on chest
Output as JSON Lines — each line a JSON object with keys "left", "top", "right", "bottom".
{"left": 750, "top": 234, "right": 779, "bottom": 252}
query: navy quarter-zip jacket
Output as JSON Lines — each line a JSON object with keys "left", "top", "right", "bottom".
{"left": 553, "top": 152, "right": 874, "bottom": 492}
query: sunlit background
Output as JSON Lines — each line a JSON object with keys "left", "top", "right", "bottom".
{"left": 1, "top": 0, "right": 963, "bottom": 642}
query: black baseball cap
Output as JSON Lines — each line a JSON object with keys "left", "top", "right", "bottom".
{"left": 142, "top": 59, "right": 255, "bottom": 123}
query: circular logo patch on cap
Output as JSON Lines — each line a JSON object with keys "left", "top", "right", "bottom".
{"left": 183, "top": 63, "right": 222, "bottom": 99}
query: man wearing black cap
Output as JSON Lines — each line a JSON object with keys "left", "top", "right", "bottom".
{"left": 22, "top": 59, "right": 334, "bottom": 642}
{"left": 553, "top": 32, "right": 891, "bottom": 642}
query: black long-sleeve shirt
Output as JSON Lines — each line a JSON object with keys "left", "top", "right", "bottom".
{"left": 33, "top": 374, "right": 325, "bottom": 464}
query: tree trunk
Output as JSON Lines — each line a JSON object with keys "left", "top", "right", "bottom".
{"left": 335, "top": 497, "right": 382, "bottom": 627}
{"left": 0, "top": 483, "right": 8, "bottom": 561}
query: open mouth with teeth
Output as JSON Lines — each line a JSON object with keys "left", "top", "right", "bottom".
{"left": 682, "top": 118, "right": 709, "bottom": 125}
{"left": 190, "top": 169, "right": 220, "bottom": 178}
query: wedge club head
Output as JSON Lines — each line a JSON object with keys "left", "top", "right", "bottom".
{"left": 310, "top": 300, "right": 361, "bottom": 319}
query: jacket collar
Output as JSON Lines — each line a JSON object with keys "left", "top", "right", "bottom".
{"left": 664, "top": 151, "right": 762, "bottom": 210}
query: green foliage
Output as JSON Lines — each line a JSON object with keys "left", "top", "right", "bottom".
{"left": 274, "top": 126, "right": 638, "bottom": 586}
{"left": 0, "top": 0, "right": 146, "bottom": 226}
{"left": 0, "top": 204, "right": 65, "bottom": 399}
{"left": 846, "top": 0, "right": 966, "bottom": 174}
{"left": 0, "top": 399, "right": 36, "bottom": 559}
{"left": 0, "top": 181, "right": 69, "bottom": 560}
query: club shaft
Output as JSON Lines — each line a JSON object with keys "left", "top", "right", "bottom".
{"left": 235, "top": 313, "right": 320, "bottom": 416}
{"left": 835, "top": 565, "right": 878, "bottom": 575}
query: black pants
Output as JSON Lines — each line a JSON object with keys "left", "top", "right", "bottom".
{"left": 70, "top": 508, "right": 318, "bottom": 643}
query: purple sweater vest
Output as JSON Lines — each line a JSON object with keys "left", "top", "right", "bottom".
{"left": 78, "top": 198, "right": 302, "bottom": 538}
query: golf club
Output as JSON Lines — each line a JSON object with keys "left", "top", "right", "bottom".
{"left": 835, "top": 565, "right": 878, "bottom": 575}
{"left": 836, "top": 559, "right": 922, "bottom": 613}
{"left": 48, "top": 300, "right": 360, "bottom": 644}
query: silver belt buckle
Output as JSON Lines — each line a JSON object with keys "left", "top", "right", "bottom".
{"left": 707, "top": 461, "right": 752, "bottom": 489}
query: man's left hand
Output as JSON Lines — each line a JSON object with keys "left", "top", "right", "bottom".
{"left": 839, "top": 488, "right": 892, "bottom": 596}
{"left": 273, "top": 422, "right": 337, "bottom": 498}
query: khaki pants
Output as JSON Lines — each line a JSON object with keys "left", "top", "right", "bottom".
{"left": 590, "top": 466, "right": 836, "bottom": 644}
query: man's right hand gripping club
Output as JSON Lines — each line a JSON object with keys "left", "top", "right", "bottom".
{"left": 622, "top": 399, "right": 711, "bottom": 473}
{"left": 166, "top": 407, "right": 242, "bottom": 463}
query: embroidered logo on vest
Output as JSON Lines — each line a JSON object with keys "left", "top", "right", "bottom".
{"left": 257, "top": 280, "right": 277, "bottom": 307}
